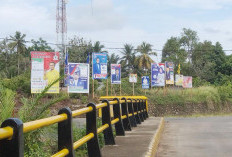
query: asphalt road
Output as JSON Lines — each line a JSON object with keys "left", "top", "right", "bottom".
{"left": 156, "top": 116, "right": 232, "bottom": 157}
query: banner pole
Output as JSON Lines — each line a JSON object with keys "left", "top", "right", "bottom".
{"left": 92, "top": 79, "right": 94, "bottom": 99}
{"left": 111, "top": 82, "right": 112, "bottom": 96}
{"left": 133, "top": 82, "right": 134, "bottom": 95}
{"left": 106, "top": 79, "right": 108, "bottom": 96}
{"left": 120, "top": 83, "right": 121, "bottom": 96}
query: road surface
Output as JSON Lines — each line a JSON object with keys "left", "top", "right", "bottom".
{"left": 157, "top": 116, "right": 232, "bottom": 157}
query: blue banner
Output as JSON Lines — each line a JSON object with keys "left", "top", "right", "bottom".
{"left": 92, "top": 53, "right": 108, "bottom": 79}
{"left": 111, "top": 64, "right": 121, "bottom": 84}
{"left": 142, "top": 76, "right": 149, "bottom": 89}
{"left": 64, "top": 52, "right": 69, "bottom": 86}
{"left": 68, "top": 63, "right": 89, "bottom": 93}
{"left": 151, "top": 63, "right": 165, "bottom": 87}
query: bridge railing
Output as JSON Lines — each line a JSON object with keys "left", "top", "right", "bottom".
{"left": 0, "top": 96, "right": 148, "bottom": 157}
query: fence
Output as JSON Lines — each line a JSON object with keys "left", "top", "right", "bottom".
{"left": 0, "top": 96, "right": 148, "bottom": 157}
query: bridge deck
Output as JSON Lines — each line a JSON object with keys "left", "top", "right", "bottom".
{"left": 101, "top": 117, "right": 161, "bottom": 157}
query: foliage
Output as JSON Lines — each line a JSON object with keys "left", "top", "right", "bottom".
{"left": 0, "top": 85, "right": 16, "bottom": 123}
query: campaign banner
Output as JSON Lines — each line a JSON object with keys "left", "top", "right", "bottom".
{"left": 92, "top": 53, "right": 107, "bottom": 79}
{"left": 142, "top": 76, "right": 149, "bottom": 89}
{"left": 165, "top": 62, "right": 174, "bottom": 85}
{"left": 129, "top": 74, "right": 137, "bottom": 83}
{"left": 151, "top": 63, "right": 165, "bottom": 87}
{"left": 31, "top": 51, "right": 60, "bottom": 93}
{"left": 68, "top": 63, "right": 89, "bottom": 93}
{"left": 111, "top": 64, "right": 121, "bottom": 84}
{"left": 183, "top": 76, "right": 192, "bottom": 88}
{"left": 175, "top": 74, "right": 183, "bottom": 86}
{"left": 64, "top": 52, "right": 69, "bottom": 86}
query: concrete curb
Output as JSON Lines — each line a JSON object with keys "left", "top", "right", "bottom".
{"left": 144, "top": 117, "right": 165, "bottom": 157}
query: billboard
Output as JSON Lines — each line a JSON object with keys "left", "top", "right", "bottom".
{"left": 175, "top": 74, "right": 183, "bottom": 86}
{"left": 183, "top": 76, "right": 192, "bottom": 88}
{"left": 129, "top": 74, "right": 137, "bottom": 83}
{"left": 64, "top": 52, "right": 69, "bottom": 86}
{"left": 142, "top": 76, "right": 149, "bottom": 89}
{"left": 92, "top": 53, "right": 107, "bottom": 79}
{"left": 165, "top": 62, "right": 174, "bottom": 85}
{"left": 31, "top": 51, "right": 60, "bottom": 93}
{"left": 151, "top": 63, "right": 165, "bottom": 87}
{"left": 111, "top": 64, "right": 121, "bottom": 84}
{"left": 68, "top": 63, "right": 89, "bottom": 93}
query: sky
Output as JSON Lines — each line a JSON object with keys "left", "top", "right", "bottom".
{"left": 1, "top": 0, "right": 232, "bottom": 62}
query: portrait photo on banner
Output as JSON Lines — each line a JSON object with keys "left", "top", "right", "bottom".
{"left": 165, "top": 62, "right": 174, "bottom": 85}
{"left": 68, "top": 63, "right": 89, "bottom": 93}
{"left": 92, "top": 53, "right": 107, "bottom": 79}
{"left": 111, "top": 64, "right": 121, "bottom": 84}
{"left": 31, "top": 51, "right": 60, "bottom": 93}
{"left": 151, "top": 63, "right": 165, "bottom": 87}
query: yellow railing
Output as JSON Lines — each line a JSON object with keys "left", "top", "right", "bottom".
{"left": 0, "top": 96, "right": 148, "bottom": 157}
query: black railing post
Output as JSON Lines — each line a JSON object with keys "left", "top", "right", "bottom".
{"left": 101, "top": 100, "right": 115, "bottom": 145}
{"left": 144, "top": 99, "right": 149, "bottom": 118}
{"left": 134, "top": 99, "right": 141, "bottom": 124}
{"left": 138, "top": 99, "right": 144, "bottom": 122}
{"left": 0, "top": 118, "right": 24, "bottom": 157}
{"left": 127, "top": 98, "right": 137, "bottom": 127}
{"left": 86, "top": 103, "right": 101, "bottom": 157}
{"left": 141, "top": 100, "right": 147, "bottom": 120}
{"left": 121, "top": 97, "right": 132, "bottom": 131}
{"left": 58, "top": 107, "right": 74, "bottom": 157}
{"left": 113, "top": 98, "right": 125, "bottom": 136}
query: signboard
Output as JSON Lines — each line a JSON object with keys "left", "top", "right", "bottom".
{"left": 68, "top": 63, "right": 89, "bottom": 93}
{"left": 175, "top": 74, "right": 183, "bottom": 86}
{"left": 151, "top": 63, "right": 165, "bottom": 87}
{"left": 92, "top": 53, "right": 107, "bottom": 79}
{"left": 129, "top": 74, "right": 137, "bottom": 83}
{"left": 111, "top": 64, "right": 121, "bottom": 84}
{"left": 31, "top": 51, "right": 60, "bottom": 93}
{"left": 142, "top": 76, "right": 149, "bottom": 89}
{"left": 64, "top": 52, "right": 69, "bottom": 86}
{"left": 183, "top": 76, "right": 192, "bottom": 88}
{"left": 165, "top": 62, "right": 174, "bottom": 85}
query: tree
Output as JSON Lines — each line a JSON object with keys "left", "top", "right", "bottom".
{"left": 180, "top": 28, "right": 199, "bottom": 62}
{"left": 9, "top": 31, "right": 27, "bottom": 75}
{"left": 92, "top": 41, "right": 105, "bottom": 52}
{"left": 28, "top": 38, "right": 54, "bottom": 52}
{"left": 136, "top": 42, "right": 156, "bottom": 70}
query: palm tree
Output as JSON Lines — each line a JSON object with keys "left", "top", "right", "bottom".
{"left": 9, "top": 31, "right": 27, "bottom": 75}
{"left": 92, "top": 41, "right": 104, "bottom": 52}
{"left": 136, "top": 42, "right": 157, "bottom": 70}
{"left": 120, "top": 44, "right": 137, "bottom": 69}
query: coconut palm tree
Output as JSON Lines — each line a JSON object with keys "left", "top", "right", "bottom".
{"left": 120, "top": 44, "right": 137, "bottom": 69}
{"left": 9, "top": 31, "right": 27, "bottom": 75}
{"left": 136, "top": 42, "right": 157, "bottom": 70}
{"left": 92, "top": 41, "right": 105, "bottom": 52}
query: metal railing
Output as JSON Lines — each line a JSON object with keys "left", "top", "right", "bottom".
{"left": 0, "top": 96, "right": 149, "bottom": 157}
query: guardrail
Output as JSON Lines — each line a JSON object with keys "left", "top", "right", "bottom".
{"left": 0, "top": 96, "right": 148, "bottom": 157}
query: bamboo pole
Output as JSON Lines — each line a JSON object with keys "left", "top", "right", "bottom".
{"left": 106, "top": 79, "right": 108, "bottom": 96}
{"left": 92, "top": 79, "right": 94, "bottom": 98}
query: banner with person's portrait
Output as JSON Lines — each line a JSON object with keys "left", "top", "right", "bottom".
{"left": 165, "top": 62, "right": 174, "bottom": 85}
{"left": 183, "top": 76, "right": 192, "bottom": 88}
{"left": 151, "top": 63, "right": 165, "bottom": 87}
{"left": 129, "top": 74, "right": 137, "bottom": 83}
{"left": 31, "top": 51, "right": 60, "bottom": 93}
{"left": 111, "top": 64, "right": 121, "bottom": 84}
{"left": 68, "top": 63, "right": 89, "bottom": 93}
{"left": 175, "top": 74, "right": 183, "bottom": 86}
{"left": 142, "top": 76, "right": 149, "bottom": 89}
{"left": 92, "top": 53, "right": 107, "bottom": 79}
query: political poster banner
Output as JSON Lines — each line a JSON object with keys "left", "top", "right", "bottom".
{"left": 68, "top": 63, "right": 89, "bottom": 93}
{"left": 175, "top": 74, "right": 183, "bottom": 86}
{"left": 165, "top": 62, "right": 174, "bottom": 85}
{"left": 64, "top": 52, "right": 69, "bottom": 86}
{"left": 183, "top": 76, "right": 192, "bottom": 88}
{"left": 31, "top": 51, "right": 60, "bottom": 93}
{"left": 129, "top": 74, "right": 137, "bottom": 83}
{"left": 111, "top": 64, "right": 121, "bottom": 84}
{"left": 92, "top": 53, "right": 107, "bottom": 79}
{"left": 151, "top": 63, "right": 165, "bottom": 87}
{"left": 142, "top": 76, "right": 149, "bottom": 89}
